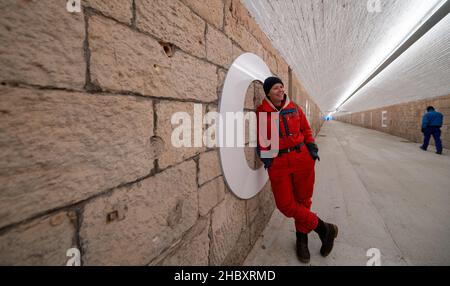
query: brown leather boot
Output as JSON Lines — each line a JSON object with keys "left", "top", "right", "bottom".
{"left": 314, "top": 218, "right": 338, "bottom": 257}
{"left": 296, "top": 231, "right": 310, "bottom": 263}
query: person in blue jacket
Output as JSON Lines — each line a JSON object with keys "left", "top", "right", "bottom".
{"left": 420, "top": 106, "right": 443, "bottom": 154}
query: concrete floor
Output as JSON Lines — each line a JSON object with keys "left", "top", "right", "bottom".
{"left": 244, "top": 121, "right": 450, "bottom": 266}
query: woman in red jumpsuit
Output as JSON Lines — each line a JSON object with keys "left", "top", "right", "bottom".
{"left": 256, "top": 76, "right": 338, "bottom": 263}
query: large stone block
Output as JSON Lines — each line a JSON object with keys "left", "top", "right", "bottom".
{"left": 221, "top": 228, "right": 251, "bottom": 266}
{"left": 0, "top": 0, "right": 85, "bottom": 89}
{"left": 254, "top": 81, "right": 266, "bottom": 108}
{"left": 245, "top": 83, "right": 255, "bottom": 110}
{"left": 153, "top": 215, "right": 210, "bottom": 266}
{"left": 198, "top": 150, "right": 222, "bottom": 185}
{"left": 89, "top": 15, "right": 217, "bottom": 102}
{"left": 219, "top": 68, "right": 257, "bottom": 113}
{"left": 251, "top": 27, "right": 275, "bottom": 57}
{"left": 217, "top": 68, "right": 228, "bottom": 97}
{"left": 263, "top": 50, "right": 278, "bottom": 75}
{"left": 205, "top": 104, "right": 219, "bottom": 126}
{"left": 156, "top": 101, "right": 206, "bottom": 169}
{"left": 80, "top": 160, "right": 198, "bottom": 265}
{"left": 244, "top": 146, "right": 256, "bottom": 169}
{"left": 248, "top": 183, "right": 275, "bottom": 245}
{"left": 210, "top": 193, "right": 246, "bottom": 265}
{"left": 206, "top": 25, "right": 233, "bottom": 69}
{"left": 136, "top": 0, "right": 206, "bottom": 58}
{"left": 232, "top": 44, "right": 244, "bottom": 62}
{"left": 225, "top": 0, "right": 251, "bottom": 33}
{"left": 85, "top": 0, "right": 133, "bottom": 24}
{"left": 199, "top": 176, "right": 226, "bottom": 216}
{"left": 0, "top": 211, "right": 77, "bottom": 266}
{"left": 276, "top": 55, "right": 289, "bottom": 86}
{"left": 181, "top": 0, "right": 224, "bottom": 30}
{"left": 0, "top": 86, "right": 157, "bottom": 228}
{"left": 224, "top": 2, "right": 263, "bottom": 58}
{"left": 224, "top": 7, "right": 250, "bottom": 49}
{"left": 231, "top": 0, "right": 267, "bottom": 51}
{"left": 247, "top": 182, "right": 274, "bottom": 227}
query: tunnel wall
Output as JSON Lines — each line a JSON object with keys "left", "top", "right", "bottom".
{"left": 335, "top": 94, "right": 450, "bottom": 149}
{"left": 290, "top": 70, "right": 325, "bottom": 137}
{"left": 0, "top": 0, "right": 324, "bottom": 265}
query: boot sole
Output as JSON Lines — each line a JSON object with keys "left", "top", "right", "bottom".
{"left": 298, "top": 257, "right": 310, "bottom": 264}
{"left": 297, "top": 248, "right": 311, "bottom": 264}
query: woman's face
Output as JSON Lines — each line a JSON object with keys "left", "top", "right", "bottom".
{"left": 268, "top": 83, "right": 285, "bottom": 105}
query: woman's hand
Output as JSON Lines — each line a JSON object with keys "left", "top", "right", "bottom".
{"left": 306, "top": 142, "right": 320, "bottom": 161}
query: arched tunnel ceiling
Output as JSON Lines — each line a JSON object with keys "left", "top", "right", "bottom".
{"left": 242, "top": 0, "right": 450, "bottom": 114}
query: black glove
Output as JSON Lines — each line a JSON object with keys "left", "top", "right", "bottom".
{"left": 306, "top": 142, "right": 320, "bottom": 161}
{"left": 261, "top": 158, "right": 274, "bottom": 169}
{"left": 256, "top": 148, "right": 274, "bottom": 169}
{"left": 421, "top": 127, "right": 425, "bottom": 133}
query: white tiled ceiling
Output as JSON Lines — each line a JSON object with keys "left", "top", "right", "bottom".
{"left": 242, "top": 0, "right": 450, "bottom": 114}
{"left": 341, "top": 13, "right": 450, "bottom": 113}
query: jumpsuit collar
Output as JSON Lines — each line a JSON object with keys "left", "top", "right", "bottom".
{"left": 264, "top": 94, "right": 291, "bottom": 112}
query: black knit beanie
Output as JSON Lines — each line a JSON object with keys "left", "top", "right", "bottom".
{"left": 263, "top": 76, "right": 284, "bottom": 95}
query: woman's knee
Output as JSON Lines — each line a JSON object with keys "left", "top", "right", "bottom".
{"left": 276, "top": 202, "right": 296, "bottom": 218}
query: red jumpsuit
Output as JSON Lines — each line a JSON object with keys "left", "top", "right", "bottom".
{"left": 256, "top": 95, "right": 318, "bottom": 234}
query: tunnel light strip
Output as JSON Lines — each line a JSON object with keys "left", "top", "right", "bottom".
{"left": 335, "top": 0, "right": 450, "bottom": 112}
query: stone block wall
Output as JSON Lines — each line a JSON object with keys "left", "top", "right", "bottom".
{"left": 335, "top": 94, "right": 450, "bottom": 149}
{"left": 0, "top": 0, "right": 324, "bottom": 265}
